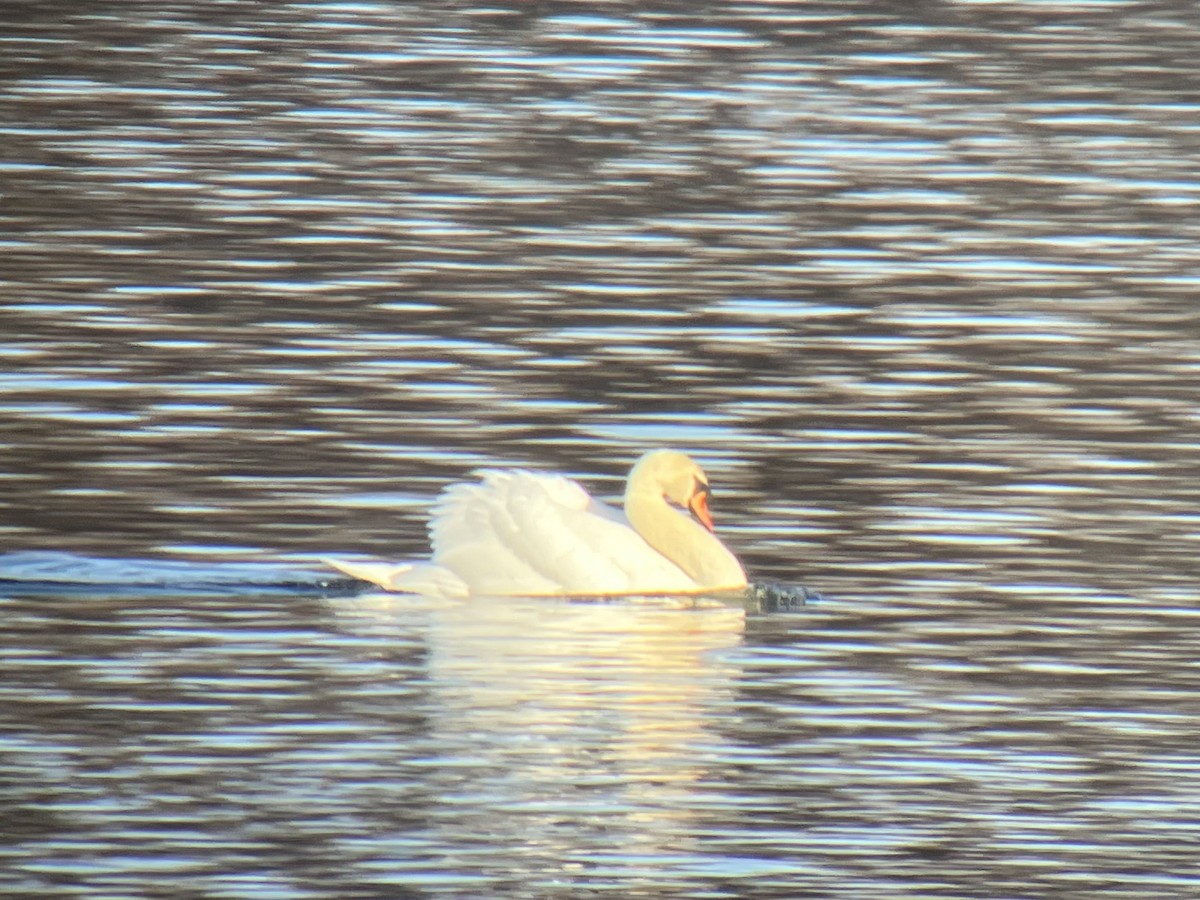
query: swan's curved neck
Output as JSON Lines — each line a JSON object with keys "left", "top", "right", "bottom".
{"left": 624, "top": 480, "right": 746, "bottom": 590}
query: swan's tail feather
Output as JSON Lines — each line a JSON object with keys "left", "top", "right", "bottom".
{"left": 322, "top": 558, "right": 469, "bottom": 597}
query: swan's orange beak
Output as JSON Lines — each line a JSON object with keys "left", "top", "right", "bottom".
{"left": 688, "top": 485, "right": 715, "bottom": 532}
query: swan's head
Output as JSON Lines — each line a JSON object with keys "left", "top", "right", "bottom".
{"left": 628, "top": 449, "right": 716, "bottom": 532}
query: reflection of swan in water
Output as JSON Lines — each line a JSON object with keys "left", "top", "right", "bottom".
{"left": 331, "top": 593, "right": 745, "bottom": 882}
{"left": 325, "top": 450, "right": 747, "bottom": 598}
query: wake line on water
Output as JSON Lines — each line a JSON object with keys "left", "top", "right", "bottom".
{"left": 0, "top": 551, "right": 358, "bottom": 597}
{"left": 0, "top": 551, "right": 819, "bottom": 609}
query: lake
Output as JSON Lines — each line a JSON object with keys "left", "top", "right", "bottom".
{"left": 3, "top": 2, "right": 1200, "bottom": 897}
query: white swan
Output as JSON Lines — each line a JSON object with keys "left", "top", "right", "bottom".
{"left": 324, "top": 449, "right": 748, "bottom": 597}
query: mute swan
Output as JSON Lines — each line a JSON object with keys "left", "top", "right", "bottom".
{"left": 324, "top": 449, "right": 748, "bottom": 597}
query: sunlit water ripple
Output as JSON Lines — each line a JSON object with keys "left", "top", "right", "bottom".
{"left": 3, "top": 2, "right": 1200, "bottom": 897}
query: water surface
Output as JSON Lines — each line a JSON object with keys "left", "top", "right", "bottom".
{"left": 3, "top": 2, "right": 1200, "bottom": 896}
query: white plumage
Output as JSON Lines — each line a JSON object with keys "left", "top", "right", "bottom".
{"left": 325, "top": 450, "right": 747, "bottom": 598}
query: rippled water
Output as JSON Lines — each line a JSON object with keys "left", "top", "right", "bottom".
{"left": 4, "top": 2, "right": 1200, "bottom": 897}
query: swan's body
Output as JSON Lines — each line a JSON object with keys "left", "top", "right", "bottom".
{"left": 325, "top": 450, "right": 748, "bottom": 597}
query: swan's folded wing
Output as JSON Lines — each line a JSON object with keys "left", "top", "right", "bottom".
{"left": 429, "top": 469, "right": 695, "bottom": 596}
